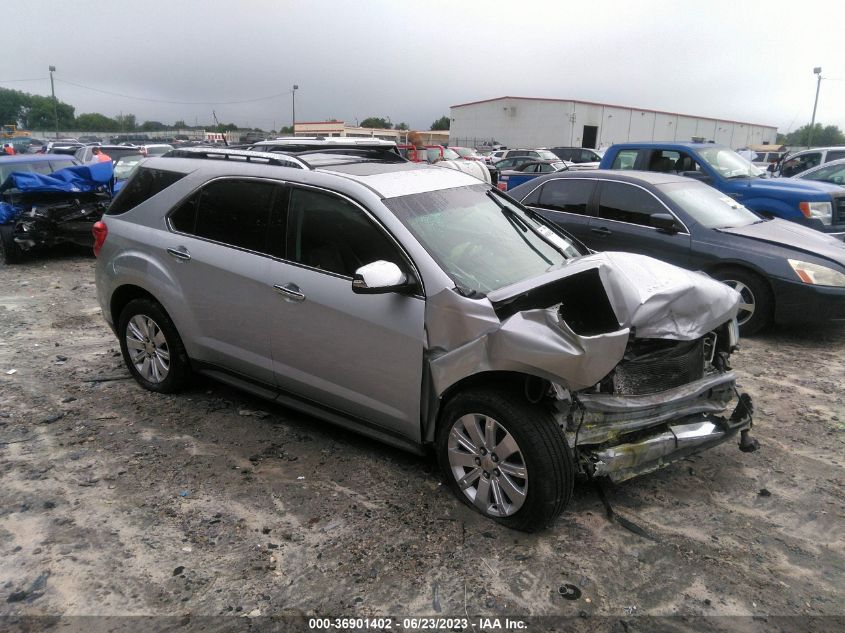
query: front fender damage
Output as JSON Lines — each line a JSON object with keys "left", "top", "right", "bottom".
{"left": 423, "top": 251, "right": 756, "bottom": 479}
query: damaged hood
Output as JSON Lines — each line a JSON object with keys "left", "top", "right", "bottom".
{"left": 487, "top": 251, "right": 739, "bottom": 340}
{"left": 426, "top": 251, "right": 739, "bottom": 395}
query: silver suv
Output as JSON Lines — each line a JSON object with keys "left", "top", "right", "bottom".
{"left": 94, "top": 143, "right": 757, "bottom": 531}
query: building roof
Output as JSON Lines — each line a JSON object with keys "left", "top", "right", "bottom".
{"left": 450, "top": 96, "right": 776, "bottom": 130}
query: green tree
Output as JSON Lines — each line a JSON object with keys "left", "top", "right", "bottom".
{"left": 279, "top": 125, "right": 293, "bottom": 135}
{"left": 395, "top": 122, "right": 409, "bottom": 130}
{"left": 22, "top": 95, "right": 75, "bottom": 130}
{"left": 172, "top": 119, "right": 188, "bottom": 129}
{"left": 360, "top": 117, "right": 392, "bottom": 129}
{"left": 76, "top": 112, "right": 118, "bottom": 131}
{"left": 784, "top": 123, "right": 845, "bottom": 146}
{"left": 115, "top": 113, "right": 136, "bottom": 132}
{"left": 140, "top": 120, "right": 166, "bottom": 132}
{"left": 0, "top": 87, "right": 31, "bottom": 127}
{"left": 430, "top": 116, "right": 450, "bottom": 131}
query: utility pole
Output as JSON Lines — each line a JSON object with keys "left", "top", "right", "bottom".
{"left": 808, "top": 67, "right": 822, "bottom": 146}
{"left": 49, "top": 66, "right": 58, "bottom": 138}
{"left": 291, "top": 84, "right": 298, "bottom": 135}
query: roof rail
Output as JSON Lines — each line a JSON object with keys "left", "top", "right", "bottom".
{"left": 164, "top": 147, "right": 310, "bottom": 170}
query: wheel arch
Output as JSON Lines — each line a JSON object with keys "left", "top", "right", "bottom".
{"left": 424, "top": 370, "right": 555, "bottom": 444}
{"left": 110, "top": 284, "right": 167, "bottom": 329}
{"left": 702, "top": 261, "right": 776, "bottom": 297}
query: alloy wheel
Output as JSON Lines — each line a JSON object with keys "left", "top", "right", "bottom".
{"left": 722, "top": 279, "right": 755, "bottom": 326}
{"left": 125, "top": 314, "right": 170, "bottom": 383}
{"left": 447, "top": 413, "right": 528, "bottom": 517}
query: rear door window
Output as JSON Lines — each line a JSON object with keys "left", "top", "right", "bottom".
{"left": 535, "top": 179, "right": 596, "bottom": 215}
{"left": 168, "top": 178, "right": 277, "bottom": 253}
{"left": 826, "top": 150, "right": 845, "bottom": 162}
{"left": 597, "top": 181, "right": 668, "bottom": 227}
{"left": 108, "top": 167, "right": 187, "bottom": 215}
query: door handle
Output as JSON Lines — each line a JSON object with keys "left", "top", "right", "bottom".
{"left": 591, "top": 226, "right": 612, "bottom": 236}
{"left": 273, "top": 283, "right": 306, "bottom": 303}
{"left": 167, "top": 246, "right": 191, "bottom": 261}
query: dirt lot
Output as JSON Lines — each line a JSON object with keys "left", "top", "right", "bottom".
{"left": 1, "top": 252, "right": 843, "bottom": 631}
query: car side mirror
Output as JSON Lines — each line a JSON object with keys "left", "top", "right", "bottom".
{"left": 352, "top": 260, "right": 411, "bottom": 294}
{"left": 651, "top": 213, "right": 679, "bottom": 233}
{"left": 680, "top": 170, "right": 711, "bottom": 184}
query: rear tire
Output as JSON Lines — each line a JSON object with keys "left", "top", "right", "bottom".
{"left": 0, "top": 224, "right": 23, "bottom": 264}
{"left": 436, "top": 388, "right": 573, "bottom": 532}
{"left": 711, "top": 267, "right": 773, "bottom": 336}
{"left": 118, "top": 298, "right": 191, "bottom": 393}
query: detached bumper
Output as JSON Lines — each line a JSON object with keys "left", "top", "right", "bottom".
{"left": 589, "top": 406, "right": 753, "bottom": 483}
{"left": 569, "top": 372, "right": 755, "bottom": 482}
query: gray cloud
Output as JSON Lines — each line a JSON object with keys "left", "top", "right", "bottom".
{"left": 4, "top": 0, "right": 843, "bottom": 133}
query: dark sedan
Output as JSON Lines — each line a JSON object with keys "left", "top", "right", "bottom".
{"left": 509, "top": 170, "right": 845, "bottom": 334}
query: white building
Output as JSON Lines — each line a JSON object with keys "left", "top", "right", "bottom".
{"left": 449, "top": 96, "right": 778, "bottom": 150}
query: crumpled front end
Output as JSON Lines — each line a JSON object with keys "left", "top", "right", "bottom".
{"left": 425, "top": 251, "right": 757, "bottom": 482}
{"left": 561, "top": 318, "right": 756, "bottom": 482}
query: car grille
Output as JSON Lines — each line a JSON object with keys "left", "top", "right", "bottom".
{"left": 835, "top": 196, "right": 845, "bottom": 225}
{"left": 613, "top": 338, "right": 705, "bottom": 395}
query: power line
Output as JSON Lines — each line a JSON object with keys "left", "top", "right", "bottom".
{"left": 0, "top": 77, "right": 47, "bottom": 83}
{"left": 53, "top": 78, "right": 292, "bottom": 105}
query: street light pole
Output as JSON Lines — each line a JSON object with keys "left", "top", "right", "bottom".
{"left": 291, "top": 84, "right": 298, "bottom": 136}
{"left": 808, "top": 67, "right": 822, "bottom": 146}
{"left": 49, "top": 65, "right": 58, "bottom": 138}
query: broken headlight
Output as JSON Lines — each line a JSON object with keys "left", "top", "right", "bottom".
{"left": 788, "top": 259, "right": 845, "bottom": 287}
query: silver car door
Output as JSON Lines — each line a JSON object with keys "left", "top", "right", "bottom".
{"left": 163, "top": 177, "right": 282, "bottom": 385}
{"left": 267, "top": 185, "right": 426, "bottom": 441}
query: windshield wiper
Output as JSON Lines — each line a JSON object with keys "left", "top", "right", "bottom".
{"left": 486, "top": 191, "right": 553, "bottom": 265}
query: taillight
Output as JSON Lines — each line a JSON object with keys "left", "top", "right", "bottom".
{"left": 92, "top": 221, "right": 108, "bottom": 256}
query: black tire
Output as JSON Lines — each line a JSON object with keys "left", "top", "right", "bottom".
{"left": 711, "top": 267, "right": 773, "bottom": 336}
{"left": 117, "top": 298, "right": 191, "bottom": 393}
{"left": 0, "top": 224, "right": 23, "bottom": 265}
{"left": 436, "top": 387, "right": 573, "bottom": 532}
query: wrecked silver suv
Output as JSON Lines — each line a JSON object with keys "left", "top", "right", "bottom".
{"left": 94, "top": 144, "right": 756, "bottom": 531}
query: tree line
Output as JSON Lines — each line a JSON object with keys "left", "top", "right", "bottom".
{"left": 777, "top": 123, "right": 845, "bottom": 147}
{"left": 0, "top": 87, "right": 452, "bottom": 134}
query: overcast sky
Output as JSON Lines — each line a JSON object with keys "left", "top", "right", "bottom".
{"left": 4, "top": 0, "right": 844, "bottom": 134}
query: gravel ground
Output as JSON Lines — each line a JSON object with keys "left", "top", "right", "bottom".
{"left": 0, "top": 253, "right": 843, "bottom": 631}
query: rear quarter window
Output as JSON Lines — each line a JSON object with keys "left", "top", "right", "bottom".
{"left": 107, "top": 167, "right": 187, "bottom": 215}
{"left": 611, "top": 150, "right": 638, "bottom": 169}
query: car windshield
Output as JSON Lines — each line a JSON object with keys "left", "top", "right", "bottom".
{"left": 797, "top": 162, "right": 845, "bottom": 185}
{"left": 660, "top": 181, "right": 761, "bottom": 228}
{"left": 383, "top": 184, "right": 581, "bottom": 295}
{"left": 697, "top": 147, "right": 764, "bottom": 179}
{"left": 440, "top": 148, "right": 460, "bottom": 160}
{"left": 113, "top": 154, "right": 144, "bottom": 180}
{"left": 452, "top": 147, "right": 473, "bottom": 157}
{"left": 0, "top": 160, "right": 55, "bottom": 182}
{"left": 535, "top": 150, "right": 558, "bottom": 161}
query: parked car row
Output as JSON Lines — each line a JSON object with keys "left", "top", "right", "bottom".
{"left": 507, "top": 144, "right": 845, "bottom": 336}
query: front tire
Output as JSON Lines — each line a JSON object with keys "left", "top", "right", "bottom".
{"left": 118, "top": 298, "right": 191, "bottom": 393}
{"left": 0, "top": 224, "right": 23, "bottom": 264}
{"left": 711, "top": 267, "right": 773, "bottom": 336}
{"left": 436, "top": 388, "right": 573, "bottom": 531}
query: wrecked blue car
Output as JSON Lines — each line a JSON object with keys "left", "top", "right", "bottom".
{"left": 0, "top": 161, "right": 113, "bottom": 264}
